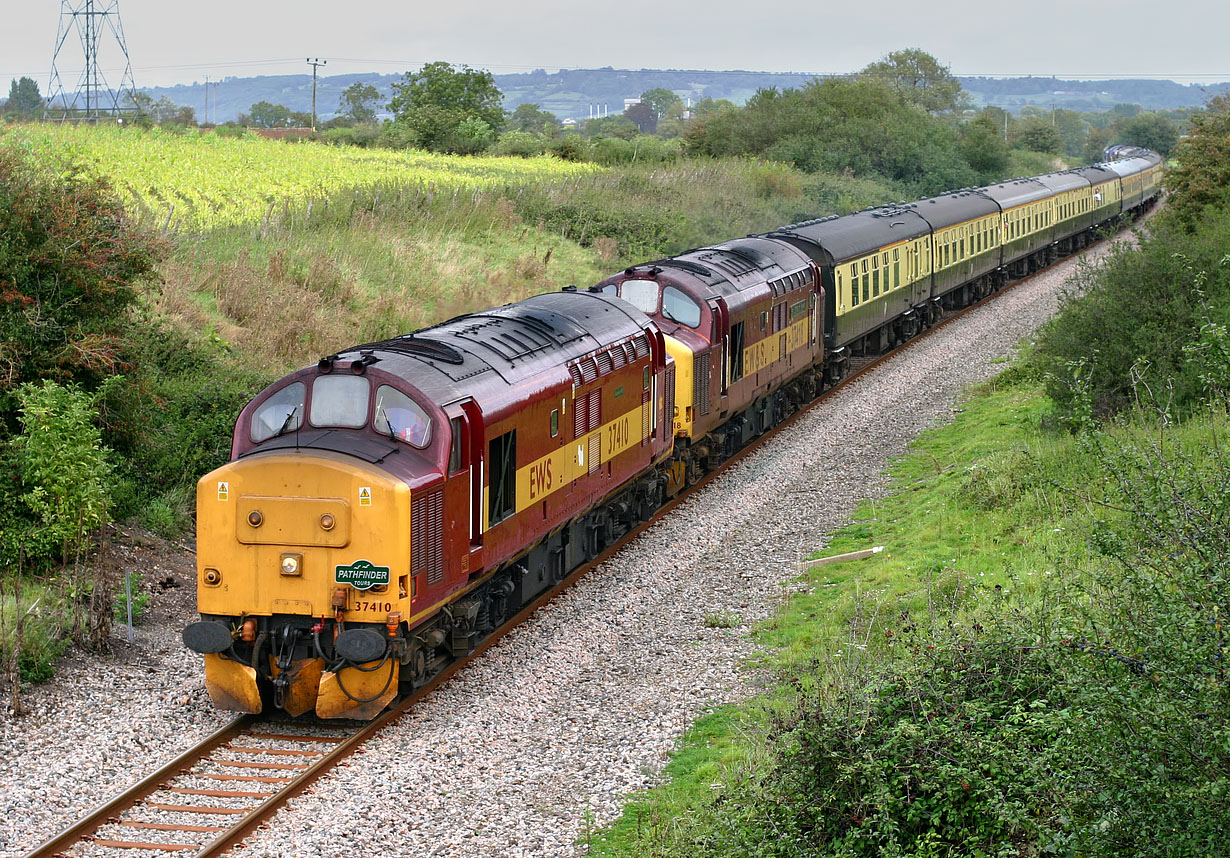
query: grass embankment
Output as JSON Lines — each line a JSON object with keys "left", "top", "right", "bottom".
{"left": 591, "top": 360, "right": 1230, "bottom": 856}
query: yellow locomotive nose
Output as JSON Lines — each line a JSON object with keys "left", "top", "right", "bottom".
{"left": 193, "top": 449, "right": 411, "bottom": 718}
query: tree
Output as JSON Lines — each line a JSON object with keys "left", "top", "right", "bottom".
{"left": 1013, "top": 116, "right": 1063, "bottom": 155}
{"left": 388, "top": 61, "right": 505, "bottom": 153}
{"left": 640, "top": 87, "right": 682, "bottom": 119}
{"left": 624, "top": 102, "right": 657, "bottom": 134}
{"left": 859, "top": 49, "right": 968, "bottom": 114}
{"left": 1114, "top": 112, "right": 1179, "bottom": 158}
{"left": 584, "top": 114, "right": 639, "bottom": 141}
{"left": 960, "top": 112, "right": 1010, "bottom": 180}
{"left": 1052, "top": 108, "right": 1089, "bottom": 159}
{"left": 1084, "top": 125, "right": 1112, "bottom": 163}
{"left": 1165, "top": 94, "right": 1230, "bottom": 225}
{"left": 338, "top": 82, "right": 380, "bottom": 124}
{"left": 247, "top": 101, "right": 294, "bottom": 128}
{"left": 6, "top": 77, "right": 42, "bottom": 117}
{"left": 685, "top": 77, "right": 978, "bottom": 196}
{"left": 509, "top": 102, "right": 559, "bottom": 136}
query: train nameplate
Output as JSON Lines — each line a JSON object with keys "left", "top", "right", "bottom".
{"left": 335, "top": 559, "right": 391, "bottom": 591}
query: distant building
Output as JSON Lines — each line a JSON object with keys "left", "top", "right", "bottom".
{"left": 623, "top": 97, "right": 640, "bottom": 110}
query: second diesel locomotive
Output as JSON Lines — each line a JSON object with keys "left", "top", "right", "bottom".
{"left": 185, "top": 149, "right": 1162, "bottom": 719}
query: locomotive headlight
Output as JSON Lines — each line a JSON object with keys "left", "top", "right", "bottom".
{"left": 280, "top": 553, "right": 302, "bottom": 576}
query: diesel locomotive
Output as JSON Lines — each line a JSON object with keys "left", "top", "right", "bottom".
{"left": 184, "top": 148, "right": 1162, "bottom": 719}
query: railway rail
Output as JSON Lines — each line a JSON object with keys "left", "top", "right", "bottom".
{"left": 22, "top": 213, "right": 1143, "bottom": 858}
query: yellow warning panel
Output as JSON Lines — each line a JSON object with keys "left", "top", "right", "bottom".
{"left": 358, "top": 486, "right": 372, "bottom": 507}
{"left": 316, "top": 660, "right": 398, "bottom": 719}
{"left": 217, "top": 481, "right": 229, "bottom": 501}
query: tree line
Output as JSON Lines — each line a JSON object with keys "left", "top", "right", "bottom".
{"left": 4, "top": 51, "right": 1185, "bottom": 183}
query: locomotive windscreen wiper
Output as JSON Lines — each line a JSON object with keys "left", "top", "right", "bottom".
{"left": 274, "top": 406, "right": 299, "bottom": 437}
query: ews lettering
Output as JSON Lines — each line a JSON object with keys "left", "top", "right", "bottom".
{"left": 528, "top": 458, "right": 554, "bottom": 499}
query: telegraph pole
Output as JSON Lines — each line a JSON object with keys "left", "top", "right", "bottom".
{"left": 307, "top": 57, "right": 326, "bottom": 130}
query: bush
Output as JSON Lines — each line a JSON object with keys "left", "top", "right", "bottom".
{"left": 548, "top": 136, "right": 585, "bottom": 161}
{"left": 0, "top": 148, "right": 161, "bottom": 397}
{"left": 320, "top": 125, "right": 381, "bottom": 148}
{"left": 9, "top": 380, "right": 113, "bottom": 569}
{"left": 492, "top": 131, "right": 545, "bottom": 158}
{"left": 1032, "top": 209, "right": 1230, "bottom": 421}
{"left": 1, "top": 580, "right": 71, "bottom": 684}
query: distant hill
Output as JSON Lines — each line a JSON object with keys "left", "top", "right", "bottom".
{"left": 140, "top": 68, "right": 1230, "bottom": 125}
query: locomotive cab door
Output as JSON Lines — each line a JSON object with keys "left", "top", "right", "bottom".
{"left": 444, "top": 399, "right": 485, "bottom": 575}
{"left": 711, "top": 297, "right": 730, "bottom": 405}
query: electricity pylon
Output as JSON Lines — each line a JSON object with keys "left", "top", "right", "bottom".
{"left": 45, "top": 0, "right": 138, "bottom": 121}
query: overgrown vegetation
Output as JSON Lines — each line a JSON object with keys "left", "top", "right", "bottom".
{"left": 590, "top": 81, "right": 1230, "bottom": 858}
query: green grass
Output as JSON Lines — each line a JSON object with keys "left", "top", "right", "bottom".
{"left": 588, "top": 364, "right": 1149, "bottom": 857}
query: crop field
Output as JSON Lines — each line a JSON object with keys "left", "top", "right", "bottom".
{"left": 0, "top": 123, "right": 600, "bottom": 231}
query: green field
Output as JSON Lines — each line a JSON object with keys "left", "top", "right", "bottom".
{"left": 0, "top": 123, "right": 600, "bottom": 230}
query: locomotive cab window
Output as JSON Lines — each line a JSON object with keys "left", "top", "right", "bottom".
{"left": 310, "top": 375, "right": 369, "bottom": 429}
{"left": 373, "top": 385, "right": 431, "bottom": 448}
{"left": 449, "top": 417, "right": 464, "bottom": 473}
{"left": 618, "top": 279, "right": 659, "bottom": 315}
{"left": 661, "top": 286, "right": 701, "bottom": 328}
{"left": 488, "top": 430, "right": 517, "bottom": 525}
{"left": 251, "top": 382, "right": 305, "bottom": 443}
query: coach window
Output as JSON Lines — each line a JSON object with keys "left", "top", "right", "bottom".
{"left": 893, "top": 249, "right": 900, "bottom": 288}
{"left": 251, "top": 382, "right": 305, "bottom": 443}
{"left": 488, "top": 430, "right": 516, "bottom": 525}
{"left": 861, "top": 259, "right": 870, "bottom": 302}
{"left": 871, "top": 266, "right": 880, "bottom": 297}
{"left": 849, "top": 264, "right": 859, "bottom": 307}
{"left": 374, "top": 385, "right": 432, "bottom": 448}
{"left": 310, "top": 375, "right": 369, "bottom": 429}
{"left": 661, "top": 286, "right": 701, "bottom": 328}
{"left": 550, "top": 409, "right": 559, "bottom": 438}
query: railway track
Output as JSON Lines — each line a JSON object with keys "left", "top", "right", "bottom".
{"left": 22, "top": 215, "right": 1142, "bottom": 858}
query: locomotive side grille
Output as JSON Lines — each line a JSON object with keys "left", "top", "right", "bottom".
{"left": 663, "top": 364, "right": 676, "bottom": 439}
{"left": 580, "top": 356, "right": 598, "bottom": 383}
{"left": 695, "top": 352, "right": 711, "bottom": 416}
{"left": 574, "top": 394, "right": 585, "bottom": 438}
{"left": 588, "top": 389, "right": 600, "bottom": 429}
{"left": 597, "top": 351, "right": 614, "bottom": 375}
{"left": 610, "top": 347, "right": 627, "bottom": 370}
{"left": 426, "top": 491, "right": 444, "bottom": 585}
{"left": 588, "top": 434, "right": 601, "bottom": 474}
{"left": 411, "top": 496, "right": 426, "bottom": 573}
{"left": 569, "top": 364, "right": 583, "bottom": 387}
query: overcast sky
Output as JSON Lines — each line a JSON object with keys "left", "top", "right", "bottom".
{"left": 3, "top": 0, "right": 1227, "bottom": 91}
